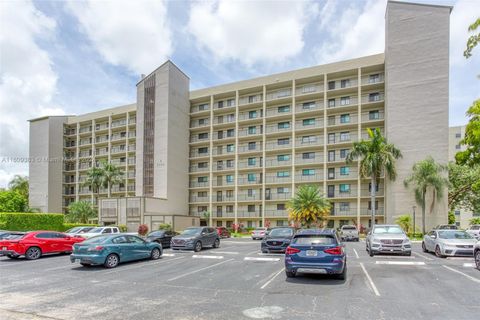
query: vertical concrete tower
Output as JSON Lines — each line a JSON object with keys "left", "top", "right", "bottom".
{"left": 384, "top": 1, "right": 451, "bottom": 229}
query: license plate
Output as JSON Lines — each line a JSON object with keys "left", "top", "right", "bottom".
{"left": 306, "top": 250, "right": 317, "bottom": 257}
{"left": 297, "top": 268, "right": 326, "bottom": 274}
{"left": 2, "top": 247, "right": 6, "bottom": 251}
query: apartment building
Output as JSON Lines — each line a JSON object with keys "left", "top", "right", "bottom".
{"left": 29, "top": 1, "right": 451, "bottom": 231}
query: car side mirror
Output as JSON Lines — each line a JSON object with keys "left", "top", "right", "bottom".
{"left": 201, "top": 232, "right": 206, "bottom": 235}
{"left": 430, "top": 235, "right": 436, "bottom": 239}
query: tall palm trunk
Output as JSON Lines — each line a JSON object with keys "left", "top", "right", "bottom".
{"left": 422, "top": 189, "right": 426, "bottom": 234}
{"left": 107, "top": 181, "right": 111, "bottom": 198}
{"left": 371, "top": 177, "right": 376, "bottom": 231}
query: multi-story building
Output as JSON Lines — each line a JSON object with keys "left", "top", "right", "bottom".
{"left": 29, "top": 1, "right": 451, "bottom": 231}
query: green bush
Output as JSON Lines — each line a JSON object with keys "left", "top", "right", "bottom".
{"left": 118, "top": 224, "right": 128, "bottom": 232}
{"left": 0, "top": 212, "right": 64, "bottom": 231}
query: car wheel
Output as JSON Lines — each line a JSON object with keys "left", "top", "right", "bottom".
{"left": 422, "top": 242, "right": 428, "bottom": 253}
{"left": 405, "top": 252, "right": 412, "bottom": 256}
{"left": 151, "top": 248, "right": 161, "bottom": 260}
{"left": 369, "top": 246, "right": 374, "bottom": 257}
{"left": 337, "top": 265, "right": 347, "bottom": 280}
{"left": 194, "top": 241, "right": 202, "bottom": 252}
{"left": 25, "top": 247, "right": 42, "bottom": 260}
{"left": 6, "top": 254, "right": 19, "bottom": 259}
{"left": 104, "top": 253, "right": 120, "bottom": 268}
{"left": 435, "top": 246, "right": 445, "bottom": 258}
{"left": 213, "top": 239, "right": 220, "bottom": 248}
{"left": 286, "top": 270, "right": 296, "bottom": 278}
{"left": 474, "top": 250, "right": 480, "bottom": 270}
{"left": 262, "top": 249, "right": 269, "bottom": 254}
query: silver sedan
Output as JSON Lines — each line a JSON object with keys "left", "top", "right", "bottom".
{"left": 422, "top": 230, "right": 477, "bottom": 258}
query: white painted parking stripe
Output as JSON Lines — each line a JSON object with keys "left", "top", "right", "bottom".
{"left": 192, "top": 255, "right": 224, "bottom": 259}
{"left": 360, "top": 262, "right": 380, "bottom": 297}
{"left": 210, "top": 251, "right": 239, "bottom": 255}
{"left": 463, "top": 263, "right": 475, "bottom": 268}
{"left": 167, "top": 258, "right": 234, "bottom": 281}
{"left": 244, "top": 257, "right": 280, "bottom": 262}
{"left": 412, "top": 252, "right": 434, "bottom": 261}
{"left": 443, "top": 265, "right": 480, "bottom": 284}
{"left": 374, "top": 255, "right": 416, "bottom": 259}
{"left": 260, "top": 268, "right": 285, "bottom": 289}
{"left": 375, "top": 261, "right": 425, "bottom": 266}
{"left": 446, "top": 257, "right": 473, "bottom": 261}
{"left": 162, "top": 253, "right": 175, "bottom": 257}
{"left": 222, "top": 241, "right": 256, "bottom": 244}
{"left": 257, "top": 253, "right": 284, "bottom": 257}
{"left": 353, "top": 248, "right": 360, "bottom": 259}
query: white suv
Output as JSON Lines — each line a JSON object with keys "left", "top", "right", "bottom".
{"left": 78, "top": 226, "right": 120, "bottom": 239}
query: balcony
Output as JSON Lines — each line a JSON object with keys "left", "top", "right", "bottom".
{"left": 96, "top": 123, "right": 109, "bottom": 131}
{"left": 213, "top": 195, "right": 235, "bottom": 202}
{"left": 237, "top": 211, "right": 261, "bottom": 218}
{"left": 360, "top": 187, "right": 384, "bottom": 197}
{"left": 264, "top": 210, "right": 288, "bottom": 218}
{"left": 327, "top": 78, "right": 358, "bottom": 91}
{"left": 111, "top": 134, "right": 126, "bottom": 141}
{"left": 190, "top": 119, "right": 210, "bottom": 129}
{"left": 127, "top": 158, "right": 136, "bottom": 165}
{"left": 189, "top": 195, "right": 209, "bottom": 203}
{"left": 361, "top": 73, "right": 385, "bottom": 86}
{"left": 189, "top": 165, "right": 209, "bottom": 173}
{"left": 327, "top": 97, "right": 358, "bottom": 109}
{"left": 189, "top": 181, "right": 209, "bottom": 188}
{"left": 239, "top": 94, "right": 263, "bottom": 106}
{"left": 330, "top": 207, "right": 358, "bottom": 216}
{"left": 295, "top": 154, "right": 323, "bottom": 165}
{"left": 111, "top": 147, "right": 126, "bottom": 154}
{"left": 265, "top": 123, "right": 292, "bottom": 134}
{"left": 128, "top": 145, "right": 136, "bottom": 152}
{"left": 361, "top": 92, "right": 384, "bottom": 105}
{"left": 265, "top": 192, "right": 291, "bottom": 201}
{"left": 295, "top": 136, "right": 323, "bottom": 148}
{"left": 265, "top": 141, "right": 291, "bottom": 151}
{"left": 295, "top": 101, "right": 323, "bottom": 114}
{"left": 238, "top": 112, "right": 263, "bottom": 122}
{"left": 79, "top": 127, "right": 92, "bottom": 134}
{"left": 79, "top": 139, "right": 91, "bottom": 146}
{"left": 127, "top": 171, "right": 135, "bottom": 179}
{"left": 190, "top": 103, "right": 210, "bottom": 114}
{"left": 111, "top": 119, "right": 127, "bottom": 128}
{"left": 237, "top": 193, "right": 262, "bottom": 201}
{"left": 96, "top": 136, "right": 109, "bottom": 144}
{"left": 265, "top": 158, "right": 292, "bottom": 167}
{"left": 266, "top": 88, "right": 292, "bottom": 101}
{"left": 295, "top": 173, "right": 323, "bottom": 182}
{"left": 128, "top": 132, "right": 136, "bottom": 138}
{"left": 238, "top": 127, "right": 263, "bottom": 137}
{"left": 327, "top": 188, "right": 358, "bottom": 198}
{"left": 238, "top": 160, "right": 262, "bottom": 169}
{"left": 237, "top": 177, "right": 262, "bottom": 185}
{"left": 128, "top": 118, "right": 136, "bottom": 125}
{"left": 212, "top": 179, "right": 235, "bottom": 187}
{"left": 213, "top": 164, "right": 235, "bottom": 172}
{"left": 327, "top": 168, "right": 358, "bottom": 180}
{"left": 265, "top": 106, "right": 292, "bottom": 118}
{"left": 265, "top": 175, "right": 292, "bottom": 184}
{"left": 360, "top": 207, "right": 385, "bottom": 216}
{"left": 238, "top": 144, "right": 262, "bottom": 153}
{"left": 361, "top": 110, "right": 385, "bottom": 123}
{"left": 327, "top": 133, "right": 358, "bottom": 145}
{"left": 296, "top": 83, "right": 323, "bottom": 96}
{"left": 214, "top": 211, "right": 235, "bottom": 218}
{"left": 212, "top": 146, "right": 235, "bottom": 156}
{"left": 327, "top": 114, "right": 358, "bottom": 127}
{"left": 213, "top": 100, "right": 235, "bottom": 111}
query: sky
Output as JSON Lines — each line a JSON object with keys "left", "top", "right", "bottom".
{"left": 0, "top": 0, "right": 479, "bottom": 188}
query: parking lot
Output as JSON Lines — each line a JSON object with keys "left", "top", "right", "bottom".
{"left": 1, "top": 238, "right": 479, "bottom": 320}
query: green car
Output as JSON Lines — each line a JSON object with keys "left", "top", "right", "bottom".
{"left": 70, "top": 234, "right": 162, "bottom": 268}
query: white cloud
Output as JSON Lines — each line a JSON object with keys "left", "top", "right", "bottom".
{"left": 0, "top": 0, "right": 64, "bottom": 188}
{"left": 315, "top": 0, "right": 386, "bottom": 64}
{"left": 187, "top": 0, "right": 316, "bottom": 66}
{"left": 66, "top": 0, "right": 172, "bottom": 75}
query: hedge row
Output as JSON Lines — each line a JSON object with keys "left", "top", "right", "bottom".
{"left": 0, "top": 213, "right": 97, "bottom": 232}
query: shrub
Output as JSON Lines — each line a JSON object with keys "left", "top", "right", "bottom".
{"left": 138, "top": 224, "right": 149, "bottom": 236}
{"left": 158, "top": 223, "right": 172, "bottom": 230}
{"left": 118, "top": 224, "right": 128, "bottom": 232}
{"left": 0, "top": 212, "right": 64, "bottom": 231}
{"left": 470, "top": 217, "right": 480, "bottom": 225}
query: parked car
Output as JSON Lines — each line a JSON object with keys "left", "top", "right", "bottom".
{"left": 77, "top": 226, "right": 121, "bottom": 239}
{"left": 216, "top": 227, "right": 231, "bottom": 238}
{"left": 251, "top": 227, "right": 268, "bottom": 240}
{"left": 433, "top": 224, "right": 458, "bottom": 230}
{"left": 171, "top": 227, "right": 220, "bottom": 252}
{"left": 284, "top": 229, "right": 346, "bottom": 279}
{"left": 366, "top": 224, "right": 411, "bottom": 257}
{"left": 339, "top": 225, "right": 359, "bottom": 242}
{"left": 474, "top": 240, "right": 480, "bottom": 270}
{"left": 65, "top": 226, "right": 95, "bottom": 236}
{"left": 146, "top": 230, "right": 178, "bottom": 248}
{"left": 71, "top": 234, "right": 162, "bottom": 268}
{"left": 422, "top": 229, "right": 476, "bottom": 258}
{"left": 0, "top": 231, "right": 25, "bottom": 240}
{"left": 0, "top": 231, "right": 84, "bottom": 260}
{"left": 261, "top": 227, "right": 296, "bottom": 253}
{"left": 465, "top": 225, "right": 480, "bottom": 240}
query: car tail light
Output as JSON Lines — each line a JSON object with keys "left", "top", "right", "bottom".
{"left": 87, "top": 246, "right": 104, "bottom": 252}
{"left": 324, "top": 246, "right": 343, "bottom": 255}
{"left": 285, "top": 246, "right": 301, "bottom": 255}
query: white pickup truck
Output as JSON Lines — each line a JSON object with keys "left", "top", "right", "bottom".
{"left": 466, "top": 225, "right": 480, "bottom": 240}
{"left": 78, "top": 226, "right": 120, "bottom": 239}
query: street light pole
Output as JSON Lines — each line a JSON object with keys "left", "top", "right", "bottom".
{"left": 412, "top": 206, "right": 416, "bottom": 237}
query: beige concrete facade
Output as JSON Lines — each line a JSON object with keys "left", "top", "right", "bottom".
{"left": 28, "top": 1, "right": 451, "bottom": 231}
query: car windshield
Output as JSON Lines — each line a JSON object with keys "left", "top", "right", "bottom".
{"left": 78, "top": 227, "right": 94, "bottom": 233}
{"left": 82, "top": 236, "right": 111, "bottom": 244}
{"left": 470, "top": 226, "right": 480, "bottom": 230}
{"left": 88, "top": 228, "right": 104, "bottom": 233}
{"left": 438, "top": 231, "right": 473, "bottom": 239}
{"left": 181, "top": 228, "right": 202, "bottom": 236}
{"left": 342, "top": 226, "right": 356, "bottom": 230}
{"left": 439, "top": 225, "right": 457, "bottom": 230}
{"left": 66, "top": 227, "right": 82, "bottom": 233}
{"left": 293, "top": 235, "right": 336, "bottom": 245}
{"left": 269, "top": 228, "right": 293, "bottom": 237}
{"left": 4, "top": 234, "right": 25, "bottom": 240}
{"left": 373, "top": 226, "right": 403, "bottom": 234}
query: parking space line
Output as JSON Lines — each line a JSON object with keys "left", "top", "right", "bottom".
{"left": 244, "top": 257, "right": 280, "bottom": 262}
{"left": 260, "top": 268, "right": 285, "bottom": 289}
{"left": 442, "top": 265, "right": 480, "bottom": 284}
{"left": 412, "top": 252, "right": 434, "bottom": 261}
{"left": 192, "top": 255, "right": 224, "bottom": 259}
{"left": 446, "top": 257, "right": 473, "bottom": 261}
{"left": 162, "top": 253, "right": 175, "bottom": 257}
{"left": 167, "top": 258, "right": 234, "bottom": 281}
{"left": 374, "top": 255, "right": 416, "bottom": 259}
{"left": 257, "top": 253, "right": 284, "bottom": 257}
{"left": 103, "top": 256, "right": 186, "bottom": 275}
{"left": 209, "top": 251, "right": 239, "bottom": 255}
{"left": 375, "top": 261, "right": 425, "bottom": 266}
{"left": 353, "top": 248, "right": 360, "bottom": 259}
{"left": 360, "top": 262, "right": 380, "bottom": 296}
{"left": 463, "top": 263, "right": 475, "bottom": 268}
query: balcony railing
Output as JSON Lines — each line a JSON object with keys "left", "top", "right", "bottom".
{"left": 237, "top": 211, "right": 261, "bottom": 218}
{"left": 295, "top": 174, "right": 323, "bottom": 182}
{"left": 189, "top": 181, "right": 209, "bottom": 188}
{"left": 264, "top": 193, "right": 292, "bottom": 200}
{"left": 237, "top": 194, "right": 263, "bottom": 201}
{"left": 361, "top": 110, "right": 385, "bottom": 122}
{"left": 265, "top": 124, "right": 292, "bottom": 134}
{"left": 295, "top": 155, "right": 323, "bottom": 165}
{"left": 295, "top": 101, "right": 323, "bottom": 114}
{"left": 96, "top": 123, "right": 109, "bottom": 131}
{"left": 189, "top": 165, "right": 209, "bottom": 173}
{"left": 295, "top": 136, "right": 323, "bottom": 147}
{"left": 266, "top": 107, "right": 292, "bottom": 118}
{"left": 111, "top": 119, "right": 127, "bottom": 128}
{"left": 295, "top": 83, "right": 323, "bottom": 96}
{"left": 265, "top": 141, "right": 291, "bottom": 150}
{"left": 361, "top": 93, "right": 385, "bottom": 104}
{"left": 238, "top": 145, "right": 262, "bottom": 153}
{"left": 327, "top": 97, "right": 358, "bottom": 109}
{"left": 266, "top": 89, "right": 292, "bottom": 101}
{"left": 361, "top": 73, "right": 385, "bottom": 85}
{"left": 238, "top": 127, "right": 263, "bottom": 137}
{"left": 239, "top": 94, "right": 263, "bottom": 106}
{"left": 328, "top": 79, "right": 358, "bottom": 91}
{"left": 190, "top": 104, "right": 210, "bottom": 114}
{"left": 327, "top": 133, "right": 358, "bottom": 145}
{"left": 189, "top": 196, "right": 210, "bottom": 203}
{"left": 327, "top": 115, "right": 358, "bottom": 127}
{"left": 264, "top": 210, "right": 288, "bottom": 218}
{"left": 190, "top": 151, "right": 210, "bottom": 158}
{"left": 265, "top": 159, "right": 292, "bottom": 167}
{"left": 190, "top": 119, "right": 210, "bottom": 129}
{"left": 265, "top": 175, "right": 292, "bottom": 184}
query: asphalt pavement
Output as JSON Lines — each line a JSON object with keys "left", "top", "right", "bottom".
{"left": 0, "top": 238, "right": 478, "bottom": 320}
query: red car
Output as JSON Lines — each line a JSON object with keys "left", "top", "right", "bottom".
{"left": 0, "top": 231, "right": 84, "bottom": 260}
{"left": 216, "top": 227, "right": 231, "bottom": 238}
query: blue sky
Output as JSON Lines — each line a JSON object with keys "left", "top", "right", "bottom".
{"left": 0, "top": 0, "right": 479, "bottom": 187}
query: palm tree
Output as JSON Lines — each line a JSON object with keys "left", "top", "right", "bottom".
{"left": 8, "top": 175, "right": 29, "bottom": 199}
{"left": 346, "top": 128, "right": 402, "bottom": 230}
{"left": 83, "top": 167, "right": 103, "bottom": 203}
{"left": 101, "top": 161, "right": 124, "bottom": 197}
{"left": 287, "top": 185, "right": 331, "bottom": 228}
{"left": 404, "top": 157, "right": 449, "bottom": 234}
{"left": 67, "top": 201, "right": 96, "bottom": 224}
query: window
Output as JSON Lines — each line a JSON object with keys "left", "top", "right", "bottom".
{"left": 277, "top": 89, "right": 290, "bottom": 97}
{"left": 328, "top": 133, "right": 335, "bottom": 143}
{"left": 276, "top": 220, "right": 285, "bottom": 227}
{"left": 249, "top": 110, "right": 257, "bottom": 119}
{"left": 328, "top": 150, "right": 335, "bottom": 161}
{"left": 278, "top": 105, "right": 290, "bottom": 113}
{"left": 339, "top": 202, "right": 350, "bottom": 211}
{"left": 198, "top": 191, "right": 207, "bottom": 197}
{"left": 217, "top": 131, "right": 224, "bottom": 139}
{"left": 302, "top": 85, "right": 316, "bottom": 93}
{"left": 369, "top": 92, "right": 380, "bottom": 102}
{"left": 36, "top": 232, "right": 54, "bottom": 239}
{"left": 199, "top": 118, "right": 207, "bottom": 125}
{"left": 277, "top": 204, "right": 286, "bottom": 210}
{"left": 369, "top": 74, "right": 380, "bottom": 83}
{"left": 217, "top": 101, "right": 224, "bottom": 108}
{"left": 277, "top": 187, "right": 289, "bottom": 194}
{"left": 226, "top": 160, "right": 234, "bottom": 168}
{"left": 278, "top": 138, "right": 289, "bottom": 145}
{"left": 278, "top": 154, "right": 290, "bottom": 161}
{"left": 454, "top": 210, "right": 460, "bottom": 216}
{"left": 199, "top": 103, "right": 208, "bottom": 111}
{"left": 198, "top": 206, "right": 208, "bottom": 212}
{"left": 339, "top": 184, "right": 350, "bottom": 193}
{"left": 302, "top": 169, "right": 315, "bottom": 176}
{"left": 340, "top": 166, "right": 349, "bottom": 175}
{"left": 198, "top": 176, "right": 208, "bottom": 183}
{"left": 248, "top": 126, "right": 256, "bottom": 134}
{"left": 368, "top": 182, "right": 380, "bottom": 192}
{"left": 369, "top": 110, "right": 380, "bottom": 120}
{"left": 277, "top": 171, "right": 290, "bottom": 178}
{"left": 328, "top": 168, "right": 335, "bottom": 179}
{"left": 340, "top": 132, "right": 350, "bottom": 141}
{"left": 227, "top": 144, "right": 235, "bottom": 152}
{"left": 248, "top": 173, "right": 256, "bottom": 182}
{"left": 455, "top": 133, "right": 461, "bottom": 138}
{"left": 327, "top": 185, "right": 335, "bottom": 197}
{"left": 226, "top": 175, "right": 233, "bottom": 183}
{"left": 198, "top": 133, "right": 208, "bottom": 139}
{"left": 328, "top": 81, "right": 335, "bottom": 90}
{"left": 340, "top": 96, "right": 350, "bottom": 106}
{"left": 248, "top": 205, "right": 255, "bottom": 212}
{"left": 248, "top": 142, "right": 256, "bottom": 150}
{"left": 227, "top": 99, "right": 234, "bottom": 107}
{"left": 226, "top": 190, "right": 233, "bottom": 198}
{"left": 198, "top": 162, "right": 208, "bottom": 168}
{"left": 328, "top": 116, "right": 336, "bottom": 126}
{"left": 303, "top": 118, "right": 315, "bottom": 126}
{"left": 302, "top": 152, "right": 315, "bottom": 159}
{"left": 247, "top": 189, "right": 255, "bottom": 197}
{"left": 340, "top": 79, "right": 350, "bottom": 88}
{"left": 199, "top": 147, "right": 208, "bottom": 154}
{"left": 368, "top": 201, "right": 379, "bottom": 210}
{"left": 340, "top": 114, "right": 350, "bottom": 123}
{"left": 248, "top": 158, "right": 256, "bottom": 166}
{"left": 227, "top": 129, "right": 234, "bottom": 137}
{"left": 278, "top": 121, "right": 290, "bottom": 129}
{"left": 328, "top": 99, "right": 336, "bottom": 108}
{"left": 216, "top": 221, "right": 223, "bottom": 227}
{"left": 112, "top": 236, "right": 128, "bottom": 244}
{"left": 302, "top": 102, "right": 315, "bottom": 110}
{"left": 227, "top": 114, "right": 235, "bottom": 122}
{"left": 340, "top": 149, "right": 349, "bottom": 158}
{"left": 301, "top": 136, "right": 316, "bottom": 144}
{"left": 455, "top": 144, "right": 461, "bottom": 150}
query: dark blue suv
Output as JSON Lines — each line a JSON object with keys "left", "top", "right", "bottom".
{"left": 284, "top": 229, "right": 346, "bottom": 279}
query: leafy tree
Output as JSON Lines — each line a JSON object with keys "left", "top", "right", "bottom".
{"left": 100, "top": 161, "right": 124, "bottom": 198}
{"left": 404, "top": 157, "right": 449, "bottom": 234}
{"left": 83, "top": 166, "right": 103, "bottom": 203}
{"left": 456, "top": 99, "right": 480, "bottom": 166}
{"left": 0, "top": 190, "right": 28, "bottom": 212}
{"left": 8, "top": 175, "right": 29, "bottom": 200}
{"left": 448, "top": 163, "right": 480, "bottom": 212}
{"left": 66, "top": 201, "right": 96, "bottom": 224}
{"left": 464, "top": 18, "right": 480, "bottom": 58}
{"left": 395, "top": 215, "right": 413, "bottom": 234}
{"left": 287, "top": 185, "right": 330, "bottom": 228}
{"left": 346, "top": 128, "right": 402, "bottom": 230}
{"left": 470, "top": 217, "right": 480, "bottom": 225}
{"left": 448, "top": 211, "right": 456, "bottom": 225}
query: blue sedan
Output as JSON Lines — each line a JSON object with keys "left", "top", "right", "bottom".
{"left": 284, "top": 229, "right": 346, "bottom": 279}
{"left": 70, "top": 234, "right": 162, "bottom": 268}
